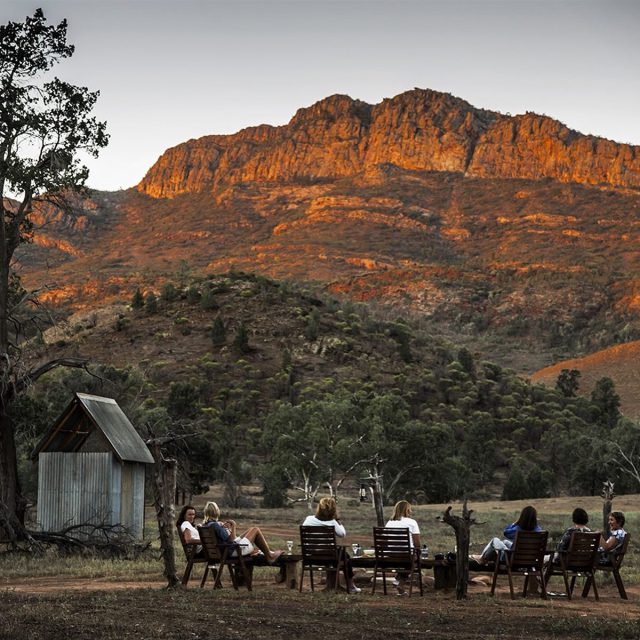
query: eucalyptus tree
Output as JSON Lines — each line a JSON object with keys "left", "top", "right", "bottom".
{"left": 0, "top": 9, "right": 108, "bottom": 537}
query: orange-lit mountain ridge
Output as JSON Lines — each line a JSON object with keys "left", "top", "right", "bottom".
{"left": 138, "top": 89, "right": 640, "bottom": 197}
{"left": 17, "top": 88, "right": 640, "bottom": 374}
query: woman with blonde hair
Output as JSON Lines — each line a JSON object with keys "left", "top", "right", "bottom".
{"left": 302, "top": 497, "right": 346, "bottom": 536}
{"left": 202, "top": 501, "right": 282, "bottom": 563}
{"left": 302, "top": 497, "right": 360, "bottom": 593}
{"left": 385, "top": 500, "right": 422, "bottom": 595}
{"left": 386, "top": 500, "right": 421, "bottom": 548}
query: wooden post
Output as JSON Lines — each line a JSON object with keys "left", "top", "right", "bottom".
{"left": 441, "top": 500, "right": 478, "bottom": 600}
{"left": 150, "top": 441, "right": 180, "bottom": 588}
{"left": 602, "top": 480, "right": 615, "bottom": 537}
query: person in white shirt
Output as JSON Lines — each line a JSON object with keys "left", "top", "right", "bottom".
{"left": 385, "top": 500, "right": 422, "bottom": 595}
{"left": 385, "top": 500, "right": 421, "bottom": 548}
{"left": 177, "top": 504, "right": 203, "bottom": 555}
{"left": 599, "top": 511, "right": 627, "bottom": 563}
{"left": 202, "top": 501, "right": 282, "bottom": 563}
{"left": 302, "top": 497, "right": 360, "bottom": 593}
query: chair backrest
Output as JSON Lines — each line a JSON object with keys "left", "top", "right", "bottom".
{"left": 176, "top": 523, "right": 195, "bottom": 557}
{"left": 300, "top": 525, "right": 338, "bottom": 564}
{"left": 564, "top": 531, "right": 600, "bottom": 570}
{"left": 373, "top": 527, "right": 413, "bottom": 565}
{"left": 509, "top": 530, "right": 548, "bottom": 570}
{"left": 198, "top": 525, "right": 225, "bottom": 562}
{"left": 610, "top": 533, "right": 630, "bottom": 568}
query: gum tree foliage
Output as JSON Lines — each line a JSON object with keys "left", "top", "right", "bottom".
{"left": 261, "top": 392, "right": 363, "bottom": 507}
{"left": 556, "top": 368, "right": 581, "bottom": 398}
{"left": 0, "top": 9, "right": 108, "bottom": 535}
{"left": 591, "top": 376, "right": 621, "bottom": 428}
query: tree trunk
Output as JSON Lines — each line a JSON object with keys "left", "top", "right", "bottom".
{"left": 0, "top": 404, "right": 27, "bottom": 539}
{"left": 442, "top": 501, "right": 477, "bottom": 600}
{"left": 372, "top": 478, "right": 385, "bottom": 527}
{"left": 150, "top": 442, "right": 179, "bottom": 588}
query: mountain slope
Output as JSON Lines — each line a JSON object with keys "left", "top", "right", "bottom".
{"left": 531, "top": 340, "right": 640, "bottom": 419}
{"left": 16, "top": 88, "right": 640, "bottom": 375}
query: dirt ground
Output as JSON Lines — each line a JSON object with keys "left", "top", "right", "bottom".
{"left": 1, "top": 570, "right": 639, "bottom": 640}
{"left": 2, "top": 494, "right": 638, "bottom": 639}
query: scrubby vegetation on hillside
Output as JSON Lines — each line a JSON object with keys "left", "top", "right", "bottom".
{"left": 17, "top": 272, "right": 640, "bottom": 508}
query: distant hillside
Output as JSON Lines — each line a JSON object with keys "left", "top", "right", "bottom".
{"left": 15, "top": 88, "right": 640, "bottom": 375}
{"left": 21, "top": 272, "right": 636, "bottom": 503}
{"left": 531, "top": 340, "right": 640, "bottom": 419}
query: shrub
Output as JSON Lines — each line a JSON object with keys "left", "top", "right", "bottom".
{"left": 186, "top": 285, "right": 200, "bottom": 304}
{"left": 160, "top": 282, "right": 178, "bottom": 303}
{"left": 200, "top": 286, "right": 219, "bottom": 311}
{"left": 144, "top": 291, "right": 158, "bottom": 314}
{"left": 233, "top": 321, "right": 250, "bottom": 353}
{"left": 210, "top": 315, "right": 226, "bottom": 346}
{"left": 306, "top": 308, "right": 320, "bottom": 341}
{"left": 131, "top": 288, "right": 144, "bottom": 309}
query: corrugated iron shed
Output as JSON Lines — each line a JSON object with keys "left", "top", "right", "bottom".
{"left": 32, "top": 393, "right": 153, "bottom": 464}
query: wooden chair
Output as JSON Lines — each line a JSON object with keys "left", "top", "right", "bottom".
{"left": 372, "top": 527, "right": 423, "bottom": 596}
{"left": 583, "top": 533, "right": 630, "bottom": 600}
{"left": 490, "top": 530, "right": 548, "bottom": 599}
{"left": 198, "top": 525, "right": 254, "bottom": 590}
{"left": 299, "top": 525, "right": 347, "bottom": 592}
{"left": 544, "top": 531, "right": 600, "bottom": 600}
{"left": 176, "top": 524, "right": 208, "bottom": 587}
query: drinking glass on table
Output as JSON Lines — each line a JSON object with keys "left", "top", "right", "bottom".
{"left": 352, "top": 543, "right": 359, "bottom": 557}
{"left": 286, "top": 540, "right": 294, "bottom": 554}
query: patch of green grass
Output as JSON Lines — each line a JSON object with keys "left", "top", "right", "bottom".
{"left": 0, "top": 549, "right": 160, "bottom": 581}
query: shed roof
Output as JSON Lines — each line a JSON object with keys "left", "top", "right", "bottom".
{"left": 32, "top": 393, "right": 154, "bottom": 464}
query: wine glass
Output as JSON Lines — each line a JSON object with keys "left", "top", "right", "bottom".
{"left": 286, "top": 540, "right": 294, "bottom": 555}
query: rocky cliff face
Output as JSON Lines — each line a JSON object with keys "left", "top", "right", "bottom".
{"left": 138, "top": 88, "right": 640, "bottom": 198}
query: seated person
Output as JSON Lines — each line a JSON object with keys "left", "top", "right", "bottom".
{"left": 302, "top": 497, "right": 361, "bottom": 593}
{"left": 544, "top": 507, "right": 590, "bottom": 571}
{"left": 599, "top": 511, "right": 627, "bottom": 564}
{"left": 202, "top": 501, "right": 282, "bottom": 563}
{"left": 476, "top": 505, "right": 543, "bottom": 564}
{"left": 385, "top": 500, "right": 421, "bottom": 595}
{"left": 557, "top": 507, "right": 591, "bottom": 552}
{"left": 176, "top": 504, "right": 203, "bottom": 556}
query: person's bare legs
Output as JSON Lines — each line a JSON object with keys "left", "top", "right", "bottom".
{"left": 241, "top": 526, "right": 282, "bottom": 562}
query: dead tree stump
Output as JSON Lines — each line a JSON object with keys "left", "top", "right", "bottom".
{"left": 150, "top": 441, "right": 179, "bottom": 588}
{"left": 441, "top": 500, "right": 479, "bottom": 600}
{"left": 602, "top": 480, "right": 615, "bottom": 536}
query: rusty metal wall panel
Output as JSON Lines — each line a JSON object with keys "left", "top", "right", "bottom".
{"left": 37, "top": 452, "right": 114, "bottom": 534}
{"left": 132, "top": 464, "right": 146, "bottom": 539}
{"left": 37, "top": 453, "right": 145, "bottom": 539}
{"left": 120, "top": 463, "right": 133, "bottom": 532}
{"left": 119, "top": 463, "right": 146, "bottom": 539}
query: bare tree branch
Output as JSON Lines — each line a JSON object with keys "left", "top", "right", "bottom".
{"left": 14, "top": 357, "right": 92, "bottom": 395}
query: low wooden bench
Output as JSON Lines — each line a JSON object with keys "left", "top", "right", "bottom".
{"left": 252, "top": 553, "right": 303, "bottom": 589}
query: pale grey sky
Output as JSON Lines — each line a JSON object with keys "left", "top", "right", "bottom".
{"left": 3, "top": 0, "right": 639, "bottom": 191}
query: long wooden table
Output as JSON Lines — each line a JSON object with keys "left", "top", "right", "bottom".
{"left": 350, "top": 555, "right": 458, "bottom": 589}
